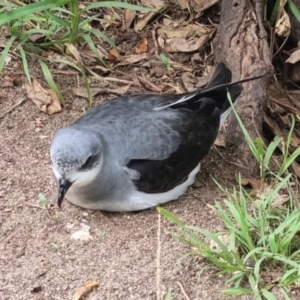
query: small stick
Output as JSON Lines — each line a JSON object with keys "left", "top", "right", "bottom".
{"left": 152, "top": 26, "right": 159, "bottom": 56}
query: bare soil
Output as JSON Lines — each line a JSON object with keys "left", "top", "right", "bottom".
{"left": 1, "top": 2, "right": 300, "bottom": 299}
{"left": 0, "top": 73, "right": 247, "bottom": 300}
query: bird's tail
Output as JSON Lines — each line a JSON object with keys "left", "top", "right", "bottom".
{"left": 199, "top": 63, "right": 272, "bottom": 126}
{"left": 203, "top": 63, "right": 242, "bottom": 126}
{"left": 155, "top": 63, "right": 272, "bottom": 126}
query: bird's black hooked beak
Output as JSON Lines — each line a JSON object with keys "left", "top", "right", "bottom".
{"left": 58, "top": 178, "right": 73, "bottom": 208}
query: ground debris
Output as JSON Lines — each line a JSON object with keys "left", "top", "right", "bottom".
{"left": 72, "top": 281, "right": 99, "bottom": 300}
{"left": 24, "top": 79, "right": 61, "bottom": 115}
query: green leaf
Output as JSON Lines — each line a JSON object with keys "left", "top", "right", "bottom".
{"left": 287, "top": 0, "right": 300, "bottom": 24}
{"left": 269, "top": 0, "right": 281, "bottom": 25}
{"left": 82, "top": 33, "right": 105, "bottom": 65}
{"left": 226, "top": 91, "right": 259, "bottom": 160}
{"left": 165, "top": 288, "right": 172, "bottom": 300}
{"left": 264, "top": 136, "right": 281, "bottom": 168}
{"left": 0, "top": 35, "right": 17, "bottom": 74}
{"left": 88, "top": 28, "right": 116, "bottom": 48}
{"left": 280, "top": 287, "right": 292, "bottom": 300}
{"left": 39, "top": 60, "right": 65, "bottom": 104}
{"left": 39, "top": 192, "right": 47, "bottom": 209}
{"left": 261, "top": 289, "right": 277, "bottom": 300}
{"left": 51, "top": 243, "right": 60, "bottom": 251}
{"left": 18, "top": 45, "right": 31, "bottom": 84}
{"left": 45, "top": 12, "right": 70, "bottom": 28}
{"left": 223, "top": 288, "right": 252, "bottom": 295}
{"left": 0, "top": 0, "right": 70, "bottom": 26}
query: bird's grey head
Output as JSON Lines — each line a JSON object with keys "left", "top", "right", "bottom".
{"left": 50, "top": 126, "right": 103, "bottom": 207}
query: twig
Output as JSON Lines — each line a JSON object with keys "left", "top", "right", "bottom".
{"left": 156, "top": 210, "right": 161, "bottom": 300}
{"left": 0, "top": 97, "right": 26, "bottom": 120}
{"left": 152, "top": 26, "right": 159, "bottom": 56}
{"left": 176, "top": 281, "right": 190, "bottom": 300}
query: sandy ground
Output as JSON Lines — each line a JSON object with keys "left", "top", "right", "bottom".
{"left": 0, "top": 82, "right": 247, "bottom": 300}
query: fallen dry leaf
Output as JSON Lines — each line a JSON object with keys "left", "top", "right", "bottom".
{"left": 135, "top": 36, "right": 148, "bottom": 54}
{"left": 164, "top": 35, "right": 210, "bottom": 53}
{"left": 176, "top": 0, "right": 189, "bottom": 9}
{"left": 24, "top": 79, "right": 62, "bottom": 115}
{"left": 285, "top": 48, "right": 300, "bottom": 64}
{"left": 134, "top": 0, "right": 166, "bottom": 31}
{"left": 275, "top": 9, "right": 291, "bottom": 37}
{"left": 72, "top": 281, "right": 99, "bottom": 300}
{"left": 192, "top": 0, "right": 219, "bottom": 12}
{"left": 158, "top": 24, "right": 211, "bottom": 39}
{"left": 123, "top": 9, "right": 136, "bottom": 29}
{"left": 116, "top": 53, "right": 148, "bottom": 66}
{"left": 72, "top": 84, "right": 131, "bottom": 98}
{"left": 108, "top": 48, "right": 123, "bottom": 61}
{"left": 65, "top": 43, "right": 83, "bottom": 65}
{"left": 29, "top": 33, "right": 45, "bottom": 43}
{"left": 214, "top": 134, "right": 226, "bottom": 147}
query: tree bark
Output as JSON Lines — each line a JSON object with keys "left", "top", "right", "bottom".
{"left": 215, "top": 0, "right": 273, "bottom": 176}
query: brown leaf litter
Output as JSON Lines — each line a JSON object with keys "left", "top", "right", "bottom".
{"left": 176, "top": 0, "right": 219, "bottom": 11}
{"left": 285, "top": 48, "right": 300, "bottom": 64}
{"left": 157, "top": 23, "right": 213, "bottom": 53}
{"left": 24, "top": 79, "right": 62, "bottom": 115}
{"left": 134, "top": 0, "right": 166, "bottom": 31}
{"left": 134, "top": 36, "right": 148, "bottom": 54}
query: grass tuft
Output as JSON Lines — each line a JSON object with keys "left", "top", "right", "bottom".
{"left": 159, "top": 91, "right": 300, "bottom": 299}
{"left": 0, "top": 0, "right": 151, "bottom": 103}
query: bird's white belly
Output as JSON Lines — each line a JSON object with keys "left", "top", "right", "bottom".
{"left": 127, "top": 163, "right": 200, "bottom": 211}
{"left": 65, "top": 163, "right": 200, "bottom": 212}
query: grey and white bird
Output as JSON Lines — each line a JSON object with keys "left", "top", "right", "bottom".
{"left": 50, "top": 63, "right": 264, "bottom": 212}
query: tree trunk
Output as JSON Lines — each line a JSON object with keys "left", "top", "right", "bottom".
{"left": 215, "top": 0, "right": 273, "bottom": 176}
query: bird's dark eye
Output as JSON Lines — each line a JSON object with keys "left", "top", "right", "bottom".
{"left": 81, "top": 156, "right": 93, "bottom": 169}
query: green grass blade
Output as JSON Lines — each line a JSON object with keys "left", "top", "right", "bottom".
{"left": 0, "top": 0, "right": 70, "bottom": 26}
{"left": 0, "top": 35, "right": 17, "bottom": 74}
{"left": 280, "top": 287, "right": 292, "bottom": 300}
{"left": 269, "top": 0, "right": 281, "bottom": 25}
{"left": 82, "top": 33, "right": 105, "bottom": 65}
{"left": 248, "top": 274, "right": 262, "bottom": 300}
{"left": 264, "top": 135, "right": 281, "bottom": 166}
{"left": 165, "top": 288, "right": 172, "bottom": 300}
{"left": 223, "top": 288, "right": 252, "bottom": 296}
{"left": 88, "top": 28, "right": 116, "bottom": 48}
{"left": 287, "top": 0, "right": 300, "bottom": 23}
{"left": 45, "top": 12, "right": 70, "bottom": 28}
{"left": 261, "top": 289, "right": 276, "bottom": 300}
{"left": 18, "top": 45, "right": 31, "bottom": 84}
{"left": 39, "top": 60, "right": 65, "bottom": 104}
{"left": 226, "top": 91, "right": 259, "bottom": 160}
